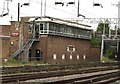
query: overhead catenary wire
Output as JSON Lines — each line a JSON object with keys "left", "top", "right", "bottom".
{"left": 1, "top": 0, "right": 118, "bottom": 22}
{"left": 30, "top": 0, "right": 76, "bottom": 16}
{"left": 0, "top": 7, "right": 28, "bottom": 16}
{"left": 0, "top": 0, "right": 11, "bottom": 17}
{"left": 7, "top": 1, "right": 9, "bottom": 13}
{"left": 1, "top": 0, "right": 99, "bottom": 20}
{"left": 30, "top": 0, "right": 100, "bottom": 18}
{"left": 2, "top": 0, "right": 6, "bottom": 15}
{"left": 72, "top": 5, "right": 100, "bottom": 18}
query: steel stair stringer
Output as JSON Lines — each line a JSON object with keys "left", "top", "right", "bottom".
{"left": 11, "top": 35, "right": 36, "bottom": 59}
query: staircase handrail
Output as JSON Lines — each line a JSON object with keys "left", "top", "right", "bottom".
{"left": 11, "top": 33, "right": 35, "bottom": 58}
{"left": 23, "top": 34, "right": 35, "bottom": 50}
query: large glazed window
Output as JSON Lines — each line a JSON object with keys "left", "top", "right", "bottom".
{"left": 40, "top": 24, "right": 43, "bottom": 30}
{"left": 40, "top": 23, "right": 43, "bottom": 33}
{"left": 49, "top": 22, "right": 92, "bottom": 39}
{"left": 34, "top": 22, "right": 49, "bottom": 34}
{"left": 44, "top": 22, "right": 48, "bottom": 33}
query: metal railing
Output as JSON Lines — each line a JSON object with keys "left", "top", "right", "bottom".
{"left": 11, "top": 33, "right": 38, "bottom": 58}
{"left": 48, "top": 30, "right": 91, "bottom": 39}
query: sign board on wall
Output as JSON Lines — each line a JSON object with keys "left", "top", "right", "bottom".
{"left": 11, "top": 32, "right": 19, "bottom": 37}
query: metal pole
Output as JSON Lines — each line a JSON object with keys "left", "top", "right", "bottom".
{"left": 44, "top": 0, "right": 46, "bottom": 16}
{"left": 41, "top": 0, "right": 42, "bottom": 17}
{"left": 109, "top": 19, "right": 111, "bottom": 38}
{"left": 100, "top": 19, "right": 106, "bottom": 61}
{"left": 18, "top": 2, "right": 21, "bottom": 61}
{"left": 103, "top": 19, "right": 106, "bottom": 35}
{"left": 117, "top": 40, "right": 119, "bottom": 53}
{"left": 18, "top": 3, "right": 20, "bottom": 21}
{"left": 77, "top": 0, "right": 79, "bottom": 17}
{"left": 100, "top": 35, "right": 104, "bottom": 61}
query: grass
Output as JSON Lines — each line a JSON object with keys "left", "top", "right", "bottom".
{"left": 2, "top": 57, "right": 117, "bottom": 67}
{"left": 2, "top": 59, "right": 48, "bottom": 67}
{"left": 102, "top": 56, "right": 115, "bottom": 62}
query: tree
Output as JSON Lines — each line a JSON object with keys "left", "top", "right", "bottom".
{"left": 90, "top": 20, "right": 109, "bottom": 48}
{"left": 92, "top": 20, "right": 117, "bottom": 60}
{"left": 90, "top": 34, "right": 100, "bottom": 47}
{"left": 96, "top": 20, "right": 109, "bottom": 34}
{"left": 104, "top": 47, "right": 116, "bottom": 59}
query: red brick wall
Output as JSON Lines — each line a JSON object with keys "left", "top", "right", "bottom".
{"left": 31, "top": 35, "right": 100, "bottom": 64}
{"left": 21, "top": 17, "right": 30, "bottom": 46}
{"left": 0, "top": 25, "right": 10, "bottom": 60}
{"left": 2, "top": 39, "right": 10, "bottom": 59}
{"left": 46, "top": 35, "right": 90, "bottom": 64}
{"left": 31, "top": 35, "right": 48, "bottom": 61}
{"left": 88, "top": 48, "right": 100, "bottom": 61}
{"left": 10, "top": 22, "right": 19, "bottom": 56}
{"left": 42, "top": 35, "right": 99, "bottom": 64}
{"left": 9, "top": 18, "right": 30, "bottom": 59}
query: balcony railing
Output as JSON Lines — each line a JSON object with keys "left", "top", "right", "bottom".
{"left": 47, "top": 30, "right": 91, "bottom": 40}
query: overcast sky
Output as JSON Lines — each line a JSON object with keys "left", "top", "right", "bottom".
{"left": 0, "top": 0, "right": 120, "bottom": 26}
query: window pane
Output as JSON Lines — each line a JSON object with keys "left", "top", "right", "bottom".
{"left": 53, "top": 54, "right": 57, "bottom": 60}
{"left": 44, "top": 23, "right": 47, "bottom": 30}
{"left": 35, "top": 23, "right": 39, "bottom": 29}
{"left": 62, "top": 54, "right": 65, "bottom": 60}
{"left": 40, "top": 24, "right": 43, "bottom": 30}
{"left": 70, "top": 55, "right": 72, "bottom": 60}
{"left": 77, "top": 55, "right": 79, "bottom": 60}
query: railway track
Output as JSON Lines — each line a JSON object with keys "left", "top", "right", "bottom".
{"left": 28, "top": 70, "right": 119, "bottom": 84}
{"left": 2, "top": 62, "right": 120, "bottom": 75}
{"left": 1, "top": 65, "right": 120, "bottom": 83}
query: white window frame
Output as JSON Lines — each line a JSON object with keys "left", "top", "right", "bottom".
{"left": 70, "top": 55, "right": 72, "bottom": 60}
{"left": 77, "top": 55, "right": 80, "bottom": 60}
{"left": 62, "top": 54, "right": 65, "bottom": 60}
{"left": 67, "top": 45, "right": 75, "bottom": 52}
{"left": 53, "top": 54, "right": 57, "bottom": 60}
{"left": 40, "top": 23, "right": 44, "bottom": 34}
{"left": 83, "top": 54, "right": 86, "bottom": 59}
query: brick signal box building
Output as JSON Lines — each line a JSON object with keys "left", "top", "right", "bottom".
{"left": 1, "top": 16, "right": 100, "bottom": 64}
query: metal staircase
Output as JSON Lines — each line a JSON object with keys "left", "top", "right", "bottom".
{"left": 11, "top": 34, "right": 37, "bottom": 58}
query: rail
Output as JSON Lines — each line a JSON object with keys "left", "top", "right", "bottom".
{"left": 1, "top": 65, "right": 120, "bottom": 83}
{"left": 11, "top": 32, "right": 38, "bottom": 58}
{"left": 48, "top": 30, "right": 91, "bottom": 40}
{"left": 2, "top": 62, "right": 120, "bottom": 75}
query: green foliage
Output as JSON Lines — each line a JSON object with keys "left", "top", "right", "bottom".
{"left": 3, "top": 59, "right": 48, "bottom": 66}
{"left": 7, "top": 59, "right": 18, "bottom": 63}
{"left": 95, "top": 20, "right": 116, "bottom": 60}
{"left": 91, "top": 20, "right": 110, "bottom": 48}
{"left": 90, "top": 34, "right": 100, "bottom": 47}
{"left": 96, "top": 22, "right": 109, "bottom": 34}
{"left": 102, "top": 56, "right": 114, "bottom": 62}
{"left": 3, "top": 59, "right": 22, "bottom": 66}
{"left": 104, "top": 47, "right": 116, "bottom": 59}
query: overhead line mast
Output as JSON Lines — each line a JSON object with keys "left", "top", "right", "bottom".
{"left": 0, "top": 0, "right": 11, "bottom": 17}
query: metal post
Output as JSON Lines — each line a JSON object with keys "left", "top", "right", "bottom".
{"left": 41, "top": 0, "right": 42, "bottom": 17}
{"left": 117, "top": 40, "right": 119, "bottom": 53}
{"left": 100, "top": 35, "right": 104, "bottom": 61}
{"left": 103, "top": 19, "right": 106, "bottom": 35}
{"left": 100, "top": 19, "right": 106, "bottom": 61}
{"left": 18, "top": 2, "right": 22, "bottom": 61}
{"left": 77, "top": 0, "right": 79, "bottom": 17}
{"left": 109, "top": 19, "right": 111, "bottom": 38}
{"left": 18, "top": 3, "right": 20, "bottom": 21}
{"left": 44, "top": 0, "right": 46, "bottom": 16}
